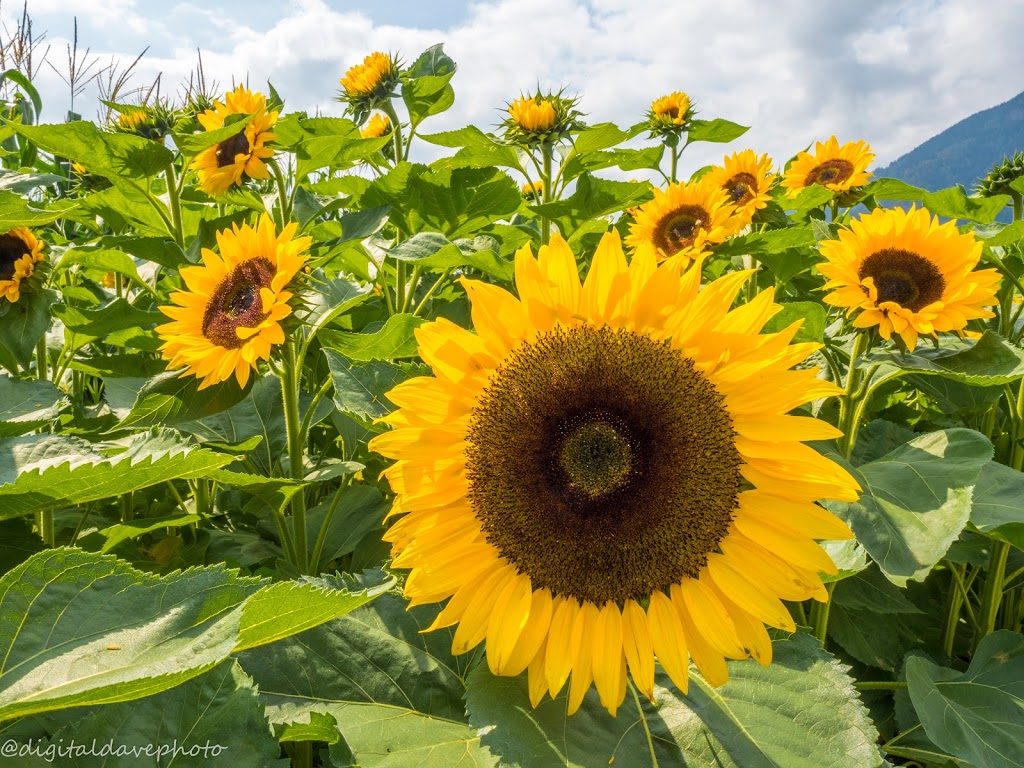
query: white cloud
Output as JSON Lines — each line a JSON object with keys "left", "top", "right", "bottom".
{"left": 9, "top": 0, "right": 1024, "bottom": 178}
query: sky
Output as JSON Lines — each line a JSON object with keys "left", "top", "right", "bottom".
{"left": 5, "top": 0, "right": 1024, "bottom": 180}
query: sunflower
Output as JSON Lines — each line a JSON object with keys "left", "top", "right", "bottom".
{"left": 503, "top": 90, "right": 583, "bottom": 146}
{"left": 339, "top": 51, "right": 400, "bottom": 106}
{"left": 522, "top": 180, "right": 544, "bottom": 201}
{"left": 782, "top": 136, "right": 874, "bottom": 197}
{"left": 0, "top": 227, "right": 45, "bottom": 304}
{"left": 371, "top": 231, "right": 859, "bottom": 716}
{"left": 648, "top": 91, "right": 692, "bottom": 131}
{"left": 818, "top": 206, "right": 1000, "bottom": 349}
{"left": 360, "top": 113, "right": 392, "bottom": 139}
{"left": 625, "top": 176, "right": 736, "bottom": 266}
{"left": 157, "top": 214, "right": 310, "bottom": 389}
{"left": 704, "top": 149, "right": 777, "bottom": 228}
{"left": 189, "top": 86, "right": 278, "bottom": 198}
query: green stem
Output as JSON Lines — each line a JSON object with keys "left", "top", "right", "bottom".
{"left": 299, "top": 376, "right": 334, "bottom": 447}
{"left": 412, "top": 269, "right": 452, "bottom": 317}
{"left": 35, "top": 338, "right": 47, "bottom": 381}
{"left": 35, "top": 510, "right": 54, "bottom": 547}
{"left": 193, "top": 481, "right": 210, "bottom": 518}
{"left": 809, "top": 582, "right": 836, "bottom": 643}
{"left": 628, "top": 680, "right": 658, "bottom": 768}
{"left": 308, "top": 479, "right": 350, "bottom": 574}
{"left": 166, "top": 481, "right": 190, "bottom": 516}
{"left": 288, "top": 741, "right": 313, "bottom": 768}
{"left": 977, "top": 541, "right": 1011, "bottom": 649}
{"left": 540, "top": 143, "right": 554, "bottom": 244}
{"left": 281, "top": 340, "right": 309, "bottom": 573}
{"left": 1003, "top": 564, "right": 1024, "bottom": 590}
{"left": 854, "top": 681, "right": 907, "bottom": 692}
{"left": 839, "top": 333, "right": 871, "bottom": 459}
{"left": 381, "top": 99, "right": 404, "bottom": 163}
{"left": 669, "top": 144, "right": 678, "bottom": 184}
{"left": 164, "top": 163, "right": 184, "bottom": 249}
{"left": 395, "top": 260, "right": 407, "bottom": 317}
{"left": 1012, "top": 191, "right": 1022, "bottom": 222}
{"left": 400, "top": 266, "right": 423, "bottom": 314}
{"left": 948, "top": 561, "right": 980, "bottom": 628}
{"left": 270, "top": 159, "right": 292, "bottom": 223}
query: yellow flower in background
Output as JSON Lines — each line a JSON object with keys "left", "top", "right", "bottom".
{"left": 340, "top": 51, "right": 399, "bottom": 102}
{"left": 705, "top": 149, "right": 777, "bottom": 228}
{"left": 371, "top": 231, "right": 859, "bottom": 716}
{"left": 509, "top": 96, "right": 557, "bottom": 133}
{"left": 626, "top": 176, "right": 736, "bottom": 266}
{"left": 522, "top": 180, "right": 544, "bottom": 200}
{"left": 189, "top": 85, "right": 278, "bottom": 198}
{"left": 157, "top": 214, "right": 310, "bottom": 389}
{"left": 360, "top": 113, "right": 392, "bottom": 139}
{"left": 71, "top": 162, "right": 88, "bottom": 175}
{"left": 649, "top": 91, "right": 692, "bottom": 128}
{"left": 782, "top": 136, "right": 874, "bottom": 196}
{"left": 115, "top": 110, "right": 148, "bottom": 132}
{"left": 819, "top": 206, "right": 1000, "bottom": 350}
{"left": 0, "top": 227, "right": 45, "bottom": 304}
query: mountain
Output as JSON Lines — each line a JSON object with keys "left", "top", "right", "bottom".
{"left": 876, "top": 90, "right": 1024, "bottom": 196}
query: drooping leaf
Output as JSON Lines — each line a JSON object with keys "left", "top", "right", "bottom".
{"left": 319, "top": 314, "right": 424, "bottom": 361}
{"left": 906, "top": 631, "right": 1024, "bottom": 768}
{"left": 0, "top": 376, "right": 63, "bottom": 437}
{"left": 118, "top": 369, "right": 252, "bottom": 429}
{"left": 868, "top": 331, "right": 1024, "bottom": 387}
{"left": 0, "top": 548, "right": 260, "bottom": 721}
{"left": 970, "top": 460, "right": 1024, "bottom": 549}
{"left": 686, "top": 118, "right": 750, "bottom": 144}
{"left": 0, "top": 288, "right": 56, "bottom": 369}
{"left": 465, "top": 632, "right": 883, "bottom": 768}
{"left": 824, "top": 429, "right": 993, "bottom": 585}
{"left": 31, "top": 661, "right": 286, "bottom": 768}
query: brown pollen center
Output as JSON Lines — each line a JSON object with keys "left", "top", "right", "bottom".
{"left": 654, "top": 204, "right": 711, "bottom": 255}
{"left": 201, "top": 258, "right": 275, "bottom": 349}
{"left": 724, "top": 172, "right": 757, "bottom": 204}
{"left": 215, "top": 132, "right": 252, "bottom": 168}
{"left": 858, "top": 248, "right": 946, "bottom": 312}
{"left": 805, "top": 158, "right": 854, "bottom": 187}
{"left": 0, "top": 234, "right": 30, "bottom": 282}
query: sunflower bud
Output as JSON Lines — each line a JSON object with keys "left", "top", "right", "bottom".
{"left": 502, "top": 89, "right": 583, "bottom": 147}
{"left": 977, "top": 150, "right": 1024, "bottom": 199}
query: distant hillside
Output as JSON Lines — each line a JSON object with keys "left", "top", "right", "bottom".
{"left": 877, "top": 90, "right": 1024, "bottom": 196}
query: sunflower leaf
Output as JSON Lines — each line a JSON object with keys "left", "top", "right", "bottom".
{"left": 867, "top": 331, "right": 1024, "bottom": 387}
{"left": 465, "top": 631, "right": 884, "bottom": 768}
{"left": 319, "top": 314, "right": 424, "bottom": 361}
{"left": 922, "top": 185, "right": 1010, "bottom": 224}
{"left": 13, "top": 121, "right": 174, "bottom": 179}
{"left": 0, "top": 190, "right": 77, "bottom": 227}
{"left": 822, "top": 428, "right": 993, "bottom": 585}
{"left": 118, "top": 369, "right": 253, "bottom": 429}
{"left": 0, "top": 548, "right": 262, "bottom": 722}
{"left": 18, "top": 661, "right": 286, "bottom": 768}
{"left": 906, "top": 631, "right": 1024, "bottom": 768}
{"left": 0, "top": 375, "right": 63, "bottom": 437}
{"left": 0, "top": 287, "right": 56, "bottom": 369}
{"left": 969, "top": 460, "right": 1024, "bottom": 549}
{"left": 686, "top": 118, "right": 750, "bottom": 144}
{"left": 239, "top": 594, "right": 492, "bottom": 767}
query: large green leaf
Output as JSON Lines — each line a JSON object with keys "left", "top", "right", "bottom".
{"left": 868, "top": 331, "right": 1024, "bottom": 387}
{"left": 0, "top": 548, "right": 260, "bottom": 722}
{"left": 761, "top": 301, "right": 827, "bottom": 344}
{"left": 970, "top": 460, "right": 1024, "bottom": 549}
{"left": 0, "top": 376, "right": 63, "bottom": 437}
{"left": 325, "top": 351, "right": 426, "bottom": 429}
{"left": 23, "top": 662, "right": 285, "bottom": 768}
{"left": 465, "top": 632, "right": 883, "bottom": 768}
{"left": 824, "top": 429, "right": 993, "bottom": 584}
{"left": 388, "top": 232, "right": 513, "bottom": 280}
{"left": 530, "top": 173, "right": 650, "bottom": 238}
{"left": 0, "top": 191, "right": 77, "bottom": 228}
{"left": 922, "top": 186, "right": 1009, "bottom": 224}
{"left": 906, "top": 631, "right": 1024, "bottom": 768}
{"left": 319, "top": 314, "right": 424, "bottom": 361}
{"left": 118, "top": 369, "right": 252, "bottom": 429}
{"left": 234, "top": 570, "right": 395, "bottom": 652}
{"left": 239, "top": 594, "right": 490, "bottom": 767}
{"left": 0, "top": 288, "right": 56, "bottom": 369}
{"left": 686, "top": 118, "right": 750, "bottom": 144}
{"left": 421, "top": 126, "right": 524, "bottom": 173}
{"left": 14, "top": 122, "right": 174, "bottom": 179}
{"left": 0, "top": 430, "right": 235, "bottom": 517}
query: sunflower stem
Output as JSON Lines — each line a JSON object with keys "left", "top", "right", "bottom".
{"left": 381, "top": 99, "right": 404, "bottom": 164}
{"left": 400, "top": 266, "right": 423, "bottom": 313}
{"left": 412, "top": 268, "right": 452, "bottom": 317}
{"left": 943, "top": 562, "right": 966, "bottom": 658}
{"left": 1011, "top": 191, "right": 1022, "bottom": 222}
{"left": 395, "top": 260, "right": 407, "bottom": 316}
{"left": 270, "top": 159, "right": 293, "bottom": 223}
{"left": 163, "top": 163, "right": 184, "bottom": 249}
{"left": 35, "top": 510, "right": 54, "bottom": 547}
{"left": 809, "top": 581, "right": 835, "bottom": 643}
{"left": 540, "top": 143, "right": 554, "bottom": 244}
{"left": 299, "top": 376, "right": 334, "bottom": 448}
{"left": 839, "top": 332, "right": 871, "bottom": 459}
{"left": 35, "top": 338, "right": 46, "bottom": 381}
{"left": 628, "top": 679, "right": 659, "bottom": 768}
{"left": 669, "top": 145, "right": 678, "bottom": 184}
{"left": 977, "top": 541, "right": 1011, "bottom": 650}
{"left": 308, "top": 477, "right": 351, "bottom": 574}
{"left": 281, "top": 339, "right": 309, "bottom": 573}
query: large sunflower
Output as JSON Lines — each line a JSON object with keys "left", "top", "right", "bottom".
{"left": 818, "top": 206, "right": 1000, "bottom": 349}
{"left": 0, "top": 227, "right": 45, "bottom": 303}
{"left": 704, "top": 149, "right": 777, "bottom": 228}
{"left": 157, "top": 214, "right": 310, "bottom": 389}
{"left": 189, "top": 86, "right": 278, "bottom": 197}
{"left": 782, "top": 136, "right": 874, "bottom": 197}
{"left": 371, "top": 232, "right": 860, "bottom": 716}
{"left": 625, "top": 176, "right": 736, "bottom": 266}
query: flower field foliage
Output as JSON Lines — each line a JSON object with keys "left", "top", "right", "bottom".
{"left": 1, "top": 33, "right": 1024, "bottom": 768}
